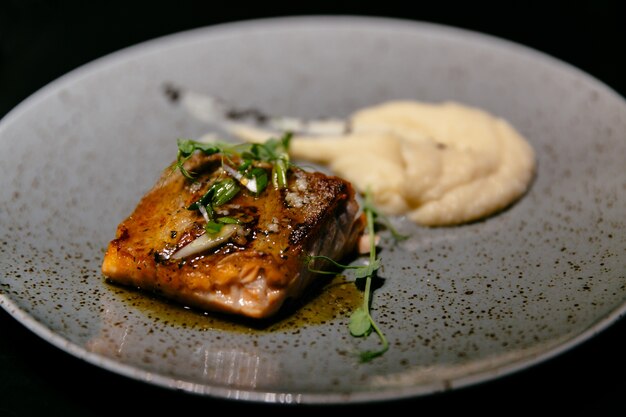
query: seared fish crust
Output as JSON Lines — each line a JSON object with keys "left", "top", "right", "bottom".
{"left": 102, "top": 153, "right": 363, "bottom": 318}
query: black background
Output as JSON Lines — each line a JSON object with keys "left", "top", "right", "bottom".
{"left": 1, "top": 1, "right": 625, "bottom": 415}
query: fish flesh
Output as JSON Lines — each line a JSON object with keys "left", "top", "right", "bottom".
{"left": 101, "top": 150, "right": 364, "bottom": 319}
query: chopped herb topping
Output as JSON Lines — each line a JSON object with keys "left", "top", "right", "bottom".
{"left": 178, "top": 133, "right": 292, "bottom": 233}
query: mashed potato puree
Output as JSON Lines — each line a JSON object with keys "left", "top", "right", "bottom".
{"left": 229, "top": 100, "right": 535, "bottom": 227}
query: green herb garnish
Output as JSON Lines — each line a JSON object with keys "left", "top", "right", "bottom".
{"left": 175, "top": 139, "right": 229, "bottom": 179}
{"left": 349, "top": 192, "right": 389, "bottom": 362}
{"left": 204, "top": 220, "right": 223, "bottom": 234}
{"left": 204, "top": 217, "right": 242, "bottom": 235}
{"left": 211, "top": 177, "right": 240, "bottom": 206}
{"left": 242, "top": 133, "right": 292, "bottom": 189}
{"left": 307, "top": 187, "right": 390, "bottom": 362}
{"left": 242, "top": 166, "right": 269, "bottom": 195}
{"left": 176, "top": 134, "right": 292, "bottom": 192}
{"left": 215, "top": 216, "right": 241, "bottom": 225}
{"left": 188, "top": 178, "right": 240, "bottom": 210}
{"left": 363, "top": 193, "right": 408, "bottom": 242}
{"left": 179, "top": 134, "right": 293, "bottom": 233}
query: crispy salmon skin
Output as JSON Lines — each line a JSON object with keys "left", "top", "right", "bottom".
{"left": 101, "top": 139, "right": 363, "bottom": 319}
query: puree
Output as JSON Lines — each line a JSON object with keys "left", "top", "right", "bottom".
{"left": 227, "top": 100, "right": 535, "bottom": 227}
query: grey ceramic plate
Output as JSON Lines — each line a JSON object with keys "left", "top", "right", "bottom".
{"left": 1, "top": 16, "right": 625, "bottom": 404}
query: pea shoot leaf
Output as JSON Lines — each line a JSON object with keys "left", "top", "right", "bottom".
{"left": 349, "top": 308, "right": 372, "bottom": 337}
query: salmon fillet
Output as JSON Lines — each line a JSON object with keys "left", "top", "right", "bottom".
{"left": 101, "top": 148, "right": 363, "bottom": 319}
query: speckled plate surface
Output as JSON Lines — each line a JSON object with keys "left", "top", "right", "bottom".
{"left": 1, "top": 16, "right": 625, "bottom": 404}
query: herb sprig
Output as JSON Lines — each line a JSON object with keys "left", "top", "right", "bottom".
{"left": 174, "top": 139, "right": 232, "bottom": 180}
{"left": 239, "top": 132, "right": 292, "bottom": 189}
{"left": 307, "top": 188, "right": 403, "bottom": 362}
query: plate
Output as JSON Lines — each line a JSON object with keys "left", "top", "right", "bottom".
{"left": 0, "top": 16, "right": 624, "bottom": 404}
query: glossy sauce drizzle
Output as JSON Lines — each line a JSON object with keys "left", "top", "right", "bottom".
{"left": 106, "top": 274, "right": 361, "bottom": 333}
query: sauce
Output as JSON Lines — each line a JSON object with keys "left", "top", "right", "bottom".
{"left": 106, "top": 274, "right": 362, "bottom": 333}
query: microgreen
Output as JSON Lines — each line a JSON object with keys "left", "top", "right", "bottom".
{"left": 241, "top": 132, "right": 292, "bottom": 189}
{"left": 349, "top": 190, "right": 389, "bottom": 362}
{"left": 362, "top": 194, "right": 408, "bottom": 242}
{"left": 176, "top": 134, "right": 292, "bottom": 192}
{"left": 306, "top": 187, "right": 390, "bottom": 362}
{"left": 175, "top": 139, "right": 229, "bottom": 180}
{"left": 179, "top": 133, "right": 293, "bottom": 233}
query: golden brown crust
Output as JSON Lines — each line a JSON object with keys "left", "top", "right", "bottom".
{"left": 102, "top": 153, "right": 362, "bottom": 318}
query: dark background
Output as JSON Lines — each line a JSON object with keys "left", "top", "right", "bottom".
{"left": 1, "top": 1, "right": 625, "bottom": 415}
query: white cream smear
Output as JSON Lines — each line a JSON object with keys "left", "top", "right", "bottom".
{"left": 180, "top": 91, "right": 535, "bottom": 226}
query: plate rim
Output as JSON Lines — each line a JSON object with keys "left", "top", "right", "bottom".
{"left": 1, "top": 14, "right": 625, "bottom": 404}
